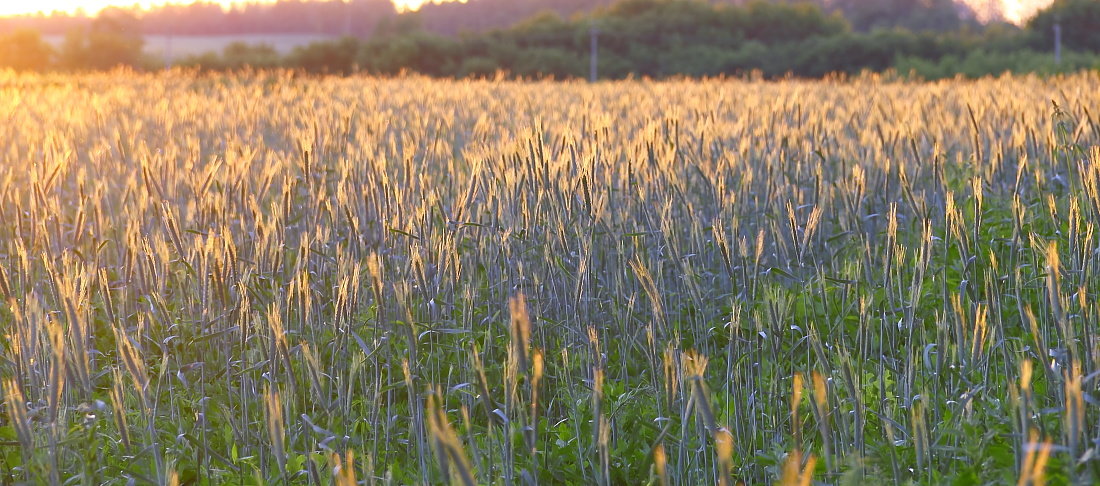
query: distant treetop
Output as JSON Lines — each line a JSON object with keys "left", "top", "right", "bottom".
{"left": 0, "top": 0, "right": 1023, "bottom": 38}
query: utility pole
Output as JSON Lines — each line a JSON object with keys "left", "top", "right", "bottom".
{"left": 589, "top": 23, "right": 599, "bottom": 82}
{"left": 344, "top": 0, "right": 353, "bottom": 37}
{"left": 1054, "top": 20, "right": 1062, "bottom": 65}
{"left": 165, "top": 27, "right": 173, "bottom": 70}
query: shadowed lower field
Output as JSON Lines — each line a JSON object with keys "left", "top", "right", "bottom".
{"left": 0, "top": 71, "right": 1098, "bottom": 484}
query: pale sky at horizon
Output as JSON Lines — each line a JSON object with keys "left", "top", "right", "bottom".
{"left": 0, "top": 0, "right": 1052, "bottom": 25}
{"left": 0, "top": 0, "right": 439, "bottom": 17}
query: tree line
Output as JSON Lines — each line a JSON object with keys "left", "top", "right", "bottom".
{"left": 0, "top": 0, "right": 1098, "bottom": 79}
{"left": 0, "top": 0, "right": 994, "bottom": 38}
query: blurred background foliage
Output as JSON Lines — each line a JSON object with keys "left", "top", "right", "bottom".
{"left": 0, "top": 0, "right": 1097, "bottom": 79}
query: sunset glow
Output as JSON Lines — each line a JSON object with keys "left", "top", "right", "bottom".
{"left": 0, "top": 0, "right": 1055, "bottom": 24}
{"left": 959, "top": 0, "right": 1053, "bottom": 24}
{"left": 0, "top": 0, "right": 433, "bottom": 17}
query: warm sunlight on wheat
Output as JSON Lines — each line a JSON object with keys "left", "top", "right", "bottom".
{"left": 0, "top": 69, "right": 1097, "bottom": 483}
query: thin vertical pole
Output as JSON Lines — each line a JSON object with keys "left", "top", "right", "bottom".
{"left": 589, "top": 25, "right": 599, "bottom": 82}
{"left": 1054, "top": 21, "right": 1062, "bottom": 65}
{"left": 165, "top": 31, "right": 173, "bottom": 70}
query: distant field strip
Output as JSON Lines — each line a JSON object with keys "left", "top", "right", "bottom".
{"left": 42, "top": 34, "right": 342, "bottom": 60}
{"left": 0, "top": 72, "right": 1098, "bottom": 484}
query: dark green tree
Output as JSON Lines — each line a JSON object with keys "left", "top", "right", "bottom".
{"left": 289, "top": 37, "right": 362, "bottom": 74}
{"left": 0, "top": 29, "right": 54, "bottom": 71}
{"left": 824, "top": 0, "right": 974, "bottom": 32}
{"left": 1028, "top": 0, "right": 1100, "bottom": 52}
{"left": 60, "top": 8, "right": 146, "bottom": 70}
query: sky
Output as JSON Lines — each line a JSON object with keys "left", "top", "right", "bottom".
{"left": 0, "top": 0, "right": 433, "bottom": 16}
{"left": 0, "top": 0, "right": 1052, "bottom": 25}
{"left": 966, "top": 0, "right": 1053, "bottom": 24}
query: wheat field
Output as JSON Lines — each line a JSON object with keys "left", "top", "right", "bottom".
{"left": 1, "top": 70, "right": 1099, "bottom": 484}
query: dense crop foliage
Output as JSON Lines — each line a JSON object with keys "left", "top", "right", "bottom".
{"left": 1, "top": 71, "right": 1099, "bottom": 484}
